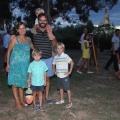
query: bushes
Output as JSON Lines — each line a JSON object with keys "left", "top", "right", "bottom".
{"left": 99, "top": 35, "right": 112, "bottom": 52}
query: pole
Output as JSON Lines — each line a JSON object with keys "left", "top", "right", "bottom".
{"left": 92, "top": 38, "right": 98, "bottom": 73}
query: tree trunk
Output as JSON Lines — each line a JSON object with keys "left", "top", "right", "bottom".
{"left": 43, "top": 0, "right": 52, "bottom": 25}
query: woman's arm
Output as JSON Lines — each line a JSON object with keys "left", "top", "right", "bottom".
{"left": 30, "top": 39, "right": 34, "bottom": 50}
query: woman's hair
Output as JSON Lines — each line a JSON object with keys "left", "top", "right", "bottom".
{"left": 32, "top": 48, "right": 42, "bottom": 57}
{"left": 16, "top": 22, "right": 26, "bottom": 35}
{"left": 35, "top": 8, "right": 45, "bottom": 14}
{"left": 84, "top": 33, "right": 90, "bottom": 40}
{"left": 16, "top": 22, "right": 26, "bottom": 30}
{"left": 57, "top": 42, "right": 65, "bottom": 49}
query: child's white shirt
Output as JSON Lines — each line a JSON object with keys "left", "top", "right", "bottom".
{"left": 53, "top": 52, "right": 72, "bottom": 78}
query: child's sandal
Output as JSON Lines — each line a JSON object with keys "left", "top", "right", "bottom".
{"left": 66, "top": 102, "right": 73, "bottom": 109}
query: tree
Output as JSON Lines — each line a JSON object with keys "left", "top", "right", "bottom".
{"left": 0, "top": 0, "right": 12, "bottom": 29}
{"left": 1, "top": 0, "right": 119, "bottom": 27}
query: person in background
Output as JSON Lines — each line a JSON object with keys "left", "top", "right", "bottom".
{"left": 3, "top": 30, "right": 12, "bottom": 76}
{"left": 0, "top": 34, "right": 3, "bottom": 46}
{"left": 77, "top": 33, "right": 93, "bottom": 74}
{"left": 6, "top": 22, "right": 34, "bottom": 110}
{"left": 33, "top": 13, "right": 57, "bottom": 104}
{"left": 77, "top": 28, "right": 88, "bottom": 67}
{"left": 27, "top": 48, "right": 48, "bottom": 111}
{"left": 104, "top": 29, "right": 120, "bottom": 72}
{"left": 52, "top": 42, "right": 74, "bottom": 108}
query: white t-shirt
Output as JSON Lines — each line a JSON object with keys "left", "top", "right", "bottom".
{"left": 35, "top": 18, "right": 38, "bottom": 25}
{"left": 53, "top": 52, "right": 72, "bottom": 78}
{"left": 79, "top": 33, "right": 85, "bottom": 50}
{"left": 112, "top": 34, "right": 120, "bottom": 51}
{"left": 3, "top": 34, "right": 10, "bottom": 48}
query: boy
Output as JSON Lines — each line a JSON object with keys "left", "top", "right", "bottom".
{"left": 52, "top": 42, "right": 74, "bottom": 108}
{"left": 27, "top": 48, "right": 48, "bottom": 111}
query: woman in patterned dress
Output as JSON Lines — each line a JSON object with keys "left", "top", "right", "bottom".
{"left": 6, "top": 22, "right": 34, "bottom": 110}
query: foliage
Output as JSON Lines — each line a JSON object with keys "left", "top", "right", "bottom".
{"left": 93, "top": 23, "right": 115, "bottom": 51}
{"left": 54, "top": 20, "right": 94, "bottom": 49}
{"left": 93, "top": 24, "right": 115, "bottom": 36}
{"left": 99, "top": 35, "right": 112, "bottom": 52}
{"left": 8, "top": 0, "right": 119, "bottom": 26}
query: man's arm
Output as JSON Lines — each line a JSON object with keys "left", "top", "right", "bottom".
{"left": 112, "top": 42, "right": 115, "bottom": 55}
{"left": 52, "top": 37, "right": 57, "bottom": 48}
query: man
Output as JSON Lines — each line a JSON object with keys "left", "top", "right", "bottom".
{"left": 104, "top": 29, "right": 120, "bottom": 71}
{"left": 3, "top": 30, "right": 11, "bottom": 54}
{"left": 77, "top": 28, "right": 88, "bottom": 67}
{"left": 3, "top": 30, "right": 11, "bottom": 70}
{"left": 32, "top": 13, "right": 57, "bottom": 104}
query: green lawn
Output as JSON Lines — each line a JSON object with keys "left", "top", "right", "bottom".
{"left": 0, "top": 50, "right": 120, "bottom": 120}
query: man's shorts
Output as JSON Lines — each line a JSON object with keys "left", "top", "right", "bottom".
{"left": 41, "top": 57, "right": 54, "bottom": 77}
{"left": 31, "top": 85, "right": 44, "bottom": 92}
{"left": 57, "top": 76, "right": 70, "bottom": 91}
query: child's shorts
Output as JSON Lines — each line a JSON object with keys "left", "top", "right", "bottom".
{"left": 57, "top": 76, "right": 70, "bottom": 91}
{"left": 31, "top": 85, "right": 44, "bottom": 92}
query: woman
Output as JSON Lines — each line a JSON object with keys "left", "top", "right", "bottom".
{"left": 6, "top": 22, "right": 34, "bottom": 110}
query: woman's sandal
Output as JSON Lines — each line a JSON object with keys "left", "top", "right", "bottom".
{"left": 15, "top": 101, "right": 23, "bottom": 110}
{"left": 66, "top": 102, "right": 73, "bottom": 109}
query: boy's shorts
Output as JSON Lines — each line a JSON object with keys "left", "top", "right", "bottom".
{"left": 31, "top": 85, "right": 44, "bottom": 92}
{"left": 41, "top": 57, "right": 54, "bottom": 77}
{"left": 57, "top": 76, "right": 70, "bottom": 91}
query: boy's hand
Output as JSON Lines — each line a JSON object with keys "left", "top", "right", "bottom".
{"left": 54, "top": 71, "right": 57, "bottom": 75}
{"left": 44, "top": 82, "right": 46, "bottom": 86}
{"left": 47, "top": 31, "right": 55, "bottom": 40}
{"left": 64, "top": 72, "right": 71, "bottom": 76}
{"left": 34, "top": 24, "right": 39, "bottom": 30}
{"left": 27, "top": 79, "right": 31, "bottom": 87}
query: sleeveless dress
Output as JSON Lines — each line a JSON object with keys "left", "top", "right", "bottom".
{"left": 8, "top": 37, "right": 31, "bottom": 88}
{"left": 82, "top": 40, "right": 90, "bottom": 59}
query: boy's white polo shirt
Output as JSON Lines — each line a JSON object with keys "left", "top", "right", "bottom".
{"left": 53, "top": 52, "right": 72, "bottom": 78}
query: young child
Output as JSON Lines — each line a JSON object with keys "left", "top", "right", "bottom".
{"left": 27, "top": 48, "right": 48, "bottom": 111}
{"left": 77, "top": 33, "right": 93, "bottom": 74}
{"left": 31, "top": 8, "right": 55, "bottom": 40}
{"left": 52, "top": 42, "right": 74, "bottom": 108}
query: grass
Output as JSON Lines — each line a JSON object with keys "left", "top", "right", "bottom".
{"left": 0, "top": 50, "right": 120, "bottom": 120}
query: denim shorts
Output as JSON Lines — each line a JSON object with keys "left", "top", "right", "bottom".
{"left": 57, "top": 76, "right": 70, "bottom": 91}
{"left": 31, "top": 85, "right": 44, "bottom": 92}
{"left": 41, "top": 57, "right": 54, "bottom": 77}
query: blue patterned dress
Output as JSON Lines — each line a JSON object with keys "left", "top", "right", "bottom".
{"left": 8, "top": 37, "right": 30, "bottom": 88}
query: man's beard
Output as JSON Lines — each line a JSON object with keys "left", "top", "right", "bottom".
{"left": 39, "top": 23, "right": 47, "bottom": 28}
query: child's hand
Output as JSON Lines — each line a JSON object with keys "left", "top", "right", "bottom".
{"left": 34, "top": 24, "right": 39, "bottom": 30}
{"left": 54, "top": 71, "right": 57, "bottom": 75}
{"left": 64, "top": 72, "right": 71, "bottom": 76}
{"left": 47, "top": 31, "right": 55, "bottom": 40}
{"left": 44, "top": 82, "right": 46, "bottom": 86}
{"left": 27, "top": 79, "right": 31, "bottom": 87}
